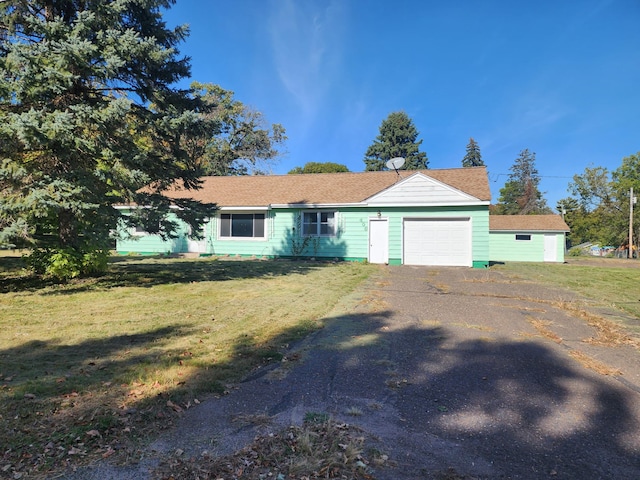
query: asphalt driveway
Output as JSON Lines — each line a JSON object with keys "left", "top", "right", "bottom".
{"left": 71, "top": 265, "right": 640, "bottom": 479}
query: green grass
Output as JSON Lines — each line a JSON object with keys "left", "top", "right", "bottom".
{"left": 0, "top": 255, "right": 376, "bottom": 477}
{"left": 492, "top": 260, "right": 640, "bottom": 323}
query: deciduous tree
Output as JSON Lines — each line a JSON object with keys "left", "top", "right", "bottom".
{"left": 288, "top": 162, "right": 349, "bottom": 174}
{"left": 567, "top": 154, "right": 640, "bottom": 249}
{"left": 363, "top": 111, "right": 428, "bottom": 171}
{"left": 189, "top": 83, "right": 286, "bottom": 176}
{"left": 566, "top": 166, "right": 625, "bottom": 247}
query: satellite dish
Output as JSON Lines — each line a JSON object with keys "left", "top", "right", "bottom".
{"left": 385, "top": 157, "right": 405, "bottom": 173}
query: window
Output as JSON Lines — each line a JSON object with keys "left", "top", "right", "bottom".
{"left": 303, "top": 211, "right": 335, "bottom": 236}
{"left": 515, "top": 234, "right": 531, "bottom": 241}
{"left": 131, "top": 220, "right": 158, "bottom": 236}
{"left": 220, "top": 213, "right": 265, "bottom": 238}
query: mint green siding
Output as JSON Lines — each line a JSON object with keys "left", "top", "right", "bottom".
{"left": 116, "top": 211, "right": 190, "bottom": 254}
{"left": 336, "top": 205, "right": 489, "bottom": 267}
{"left": 490, "top": 231, "right": 566, "bottom": 263}
{"left": 117, "top": 206, "right": 490, "bottom": 267}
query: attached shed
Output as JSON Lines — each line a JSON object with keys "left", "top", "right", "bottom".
{"left": 489, "top": 215, "right": 570, "bottom": 263}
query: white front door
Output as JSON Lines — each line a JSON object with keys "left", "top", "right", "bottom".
{"left": 369, "top": 218, "right": 389, "bottom": 264}
{"left": 187, "top": 223, "right": 208, "bottom": 253}
{"left": 187, "top": 239, "right": 207, "bottom": 253}
{"left": 544, "top": 234, "right": 557, "bottom": 262}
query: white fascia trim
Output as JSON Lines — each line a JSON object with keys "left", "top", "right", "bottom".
{"left": 270, "top": 203, "right": 364, "bottom": 209}
{"left": 218, "top": 206, "right": 270, "bottom": 211}
{"left": 491, "top": 229, "right": 568, "bottom": 233}
{"left": 364, "top": 201, "right": 491, "bottom": 208}
{"left": 113, "top": 204, "right": 183, "bottom": 210}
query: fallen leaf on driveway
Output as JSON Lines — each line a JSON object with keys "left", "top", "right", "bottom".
{"left": 167, "top": 400, "right": 183, "bottom": 413}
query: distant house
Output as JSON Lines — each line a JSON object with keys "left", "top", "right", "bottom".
{"left": 117, "top": 167, "right": 493, "bottom": 267}
{"left": 489, "top": 215, "right": 570, "bottom": 263}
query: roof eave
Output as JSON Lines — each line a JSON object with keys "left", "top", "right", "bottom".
{"left": 365, "top": 200, "right": 491, "bottom": 207}
{"left": 270, "top": 202, "right": 366, "bottom": 208}
{"left": 490, "top": 229, "right": 570, "bottom": 233}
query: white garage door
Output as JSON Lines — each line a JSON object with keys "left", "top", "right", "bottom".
{"left": 403, "top": 218, "right": 472, "bottom": 266}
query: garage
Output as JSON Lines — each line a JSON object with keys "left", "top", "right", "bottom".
{"left": 403, "top": 217, "right": 472, "bottom": 266}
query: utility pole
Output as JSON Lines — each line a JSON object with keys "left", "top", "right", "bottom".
{"left": 630, "top": 187, "right": 636, "bottom": 259}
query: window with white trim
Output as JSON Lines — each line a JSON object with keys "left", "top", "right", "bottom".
{"left": 220, "top": 213, "right": 265, "bottom": 238}
{"left": 130, "top": 220, "right": 159, "bottom": 236}
{"left": 303, "top": 211, "right": 335, "bottom": 236}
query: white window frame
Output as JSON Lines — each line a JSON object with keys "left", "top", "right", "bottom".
{"left": 302, "top": 211, "right": 336, "bottom": 237}
{"left": 130, "top": 221, "right": 160, "bottom": 236}
{"left": 218, "top": 212, "right": 267, "bottom": 240}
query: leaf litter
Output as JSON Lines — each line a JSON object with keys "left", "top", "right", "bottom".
{"left": 153, "top": 417, "right": 387, "bottom": 479}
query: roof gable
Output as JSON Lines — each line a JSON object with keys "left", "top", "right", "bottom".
{"left": 366, "top": 172, "right": 480, "bottom": 205}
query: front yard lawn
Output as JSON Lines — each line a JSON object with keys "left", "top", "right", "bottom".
{"left": 0, "top": 256, "right": 375, "bottom": 478}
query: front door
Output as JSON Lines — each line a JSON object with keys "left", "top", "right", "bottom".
{"left": 187, "top": 223, "right": 208, "bottom": 253}
{"left": 369, "top": 218, "right": 389, "bottom": 264}
{"left": 543, "top": 234, "right": 557, "bottom": 262}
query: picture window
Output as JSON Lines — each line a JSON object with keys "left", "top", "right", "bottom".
{"left": 220, "top": 213, "right": 265, "bottom": 238}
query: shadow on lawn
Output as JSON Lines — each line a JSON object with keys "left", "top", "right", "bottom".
{"left": 0, "top": 256, "right": 331, "bottom": 294}
{"left": 1, "top": 325, "right": 193, "bottom": 395}
{"left": 0, "top": 312, "right": 355, "bottom": 476}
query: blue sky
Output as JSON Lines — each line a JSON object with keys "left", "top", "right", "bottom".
{"left": 162, "top": 0, "right": 640, "bottom": 207}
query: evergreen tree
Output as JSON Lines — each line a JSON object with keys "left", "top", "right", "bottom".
{"left": 363, "top": 111, "right": 428, "bottom": 171}
{"left": 0, "top": 1, "right": 222, "bottom": 276}
{"left": 495, "top": 149, "right": 550, "bottom": 215}
{"left": 462, "top": 137, "right": 484, "bottom": 167}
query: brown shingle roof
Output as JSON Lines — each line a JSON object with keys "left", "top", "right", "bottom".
{"left": 490, "top": 215, "right": 570, "bottom": 232}
{"left": 158, "top": 167, "right": 490, "bottom": 206}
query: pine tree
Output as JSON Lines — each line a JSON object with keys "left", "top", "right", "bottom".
{"left": 495, "top": 149, "right": 550, "bottom": 215}
{"left": 0, "top": 1, "right": 217, "bottom": 276}
{"left": 462, "top": 137, "right": 484, "bottom": 167}
{"left": 363, "top": 111, "right": 428, "bottom": 171}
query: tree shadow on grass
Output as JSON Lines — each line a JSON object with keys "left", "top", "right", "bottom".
{"left": 0, "top": 324, "right": 202, "bottom": 474}
{"left": 0, "top": 257, "right": 334, "bottom": 294}
{"left": 0, "top": 311, "right": 372, "bottom": 477}
{"left": 1, "top": 326, "right": 193, "bottom": 396}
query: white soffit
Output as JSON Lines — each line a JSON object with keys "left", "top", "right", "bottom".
{"left": 365, "top": 173, "right": 479, "bottom": 205}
